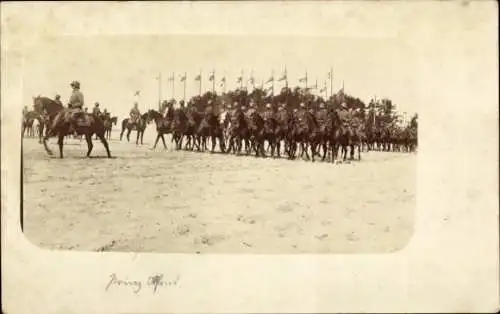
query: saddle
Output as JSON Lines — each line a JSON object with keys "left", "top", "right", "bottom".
{"left": 69, "top": 108, "right": 90, "bottom": 126}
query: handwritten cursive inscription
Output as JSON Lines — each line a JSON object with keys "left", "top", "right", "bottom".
{"left": 105, "top": 273, "right": 180, "bottom": 294}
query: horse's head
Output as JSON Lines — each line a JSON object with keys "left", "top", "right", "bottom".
{"left": 33, "top": 95, "right": 64, "bottom": 117}
{"left": 111, "top": 116, "right": 118, "bottom": 125}
{"left": 145, "top": 110, "right": 160, "bottom": 123}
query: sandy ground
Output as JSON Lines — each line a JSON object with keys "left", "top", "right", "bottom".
{"left": 22, "top": 128, "right": 416, "bottom": 254}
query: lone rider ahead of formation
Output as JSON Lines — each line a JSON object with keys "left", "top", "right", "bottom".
{"left": 130, "top": 102, "right": 141, "bottom": 124}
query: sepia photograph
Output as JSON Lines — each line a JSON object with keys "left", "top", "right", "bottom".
{"left": 21, "top": 35, "right": 417, "bottom": 253}
{"left": 3, "top": 1, "right": 498, "bottom": 313}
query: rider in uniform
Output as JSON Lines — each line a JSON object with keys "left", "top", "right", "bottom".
{"left": 54, "top": 94, "right": 63, "bottom": 107}
{"left": 316, "top": 102, "right": 328, "bottom": 126}
{"left": 22, "top": 105, "right": 29, "bottom": 117}
{"left": 68, "top": 81, "right": 84, "bottom": 110}
{"left": 204, "top": 99, "right": 214, "bottom": 116}
{"left": 297, "top": 102, "right": 307, "bottom": 122}
{"left": 336, "top": 102, "right": 350, "bottom": 133}
{"left": 130, "top": 102, "right": 141, "bottom": 124}
{"left": 246, "top": 100, "right": 257, "bottom": 119}
{"left": 103, "top": 108, "right": 110, "bottom": 120}
{"left": 263, "top": 103, "right": 274, "bottom": 122}
{"left": 92, "top": 102, "right": 101, "bottom": 116}
{"left": 67, "top": 80, "right": 85, "bottom": 133}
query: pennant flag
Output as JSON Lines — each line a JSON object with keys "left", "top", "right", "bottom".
{"left": 236, "top": 76, "right": 243, "bottom": 83}
{"left": 248, "top": 77, "right": 255, "bottom": 85}
{"left": 298, "top": 76, "right": 307, "bottom": 83}
{"left": 180, "top": 74, "right": 186, "bottom": 82}
{"left": 266, "top": 76, "right": 274, "bottom": 84}
{"left": 327, "top": 71, "right": 332, "bottom": 79}
{"left": 208, "top": 72, "right": 215, "bottom": 81}
{"left": 319, "top": 82, "right": 327, "bottom": 93}
{"left": 220, "top": 76, "right": 226, "bottom": 87}
{"left": 194, "top": 74, "right": 201, "bottom": 81}
{"left": 168, "top": 74, "right": 175, "bottom": 81}
{"left": 277, "top": 70, "right": 287, "bottom": 81}
{"left": 134, "top": 90, "right": 140, "bottom": 96}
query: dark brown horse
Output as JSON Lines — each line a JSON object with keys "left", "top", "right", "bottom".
{"left": 245, "top": 111, "right": 266, "bottom": 157}
{"left": 172, "top": 108, "right": 203, "bottom": 151}
{"left": 197, "top": 110, "right": 226, "bottom": 153}
{"left": 120, "top": 113, "right": 150, "bottom": 145}
{"left": 147, "top": 109, "right": 175, "bottom": 150}
{"left": 226, "top": 109, "right": 251, "bottom": 155}
{"left": 103, "top": 116, "right": 118, "bottom": 140}
{"left": 33, "top": 96, "right": 111, "bottom": 158}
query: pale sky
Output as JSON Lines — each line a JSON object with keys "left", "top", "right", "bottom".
{"left": 22, "top": 35, "right": 418, "bottom": 118}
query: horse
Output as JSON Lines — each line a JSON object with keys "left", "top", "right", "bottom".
{"left": 197, "top": 110, "right": 226, "bottom": 153}
{"left": 262, "top": 113, "right": 281, "bottom": 158}
{"left": 147, "top": 109, "right": 175, "bottom": 150}
{"left": 120, "top": 112, "right": 150, "bottom": 145}
{"left": 103, "top": 116, "right": 118, "bottom": 140}
{"left": 173, "top": 109, "right": 203, "bottom": 151}
{"left": 245, "top": 111, "right": 266, "bottom": 157}
{"left": 22, "top": 111, "right": 37, "bottom": 138}
{"left": 32, "top": 96, "right": 111, "bottom": 158}
{"left": 226, "top": 109, "right": 251, "bottom": 155}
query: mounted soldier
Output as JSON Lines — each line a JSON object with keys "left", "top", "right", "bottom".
{"left": 102, "top": 108, "right": 110, "bottom": 120}
{"left": 316, "top": 102, "right": 328, "bottom": 125}
{"left": 263, "top": 103, "right": 274, "bottom": 121}
{"left": 22, "top": 105, "right": 29, "bottom": 118}
{"left": 66, "top": 80, "right": 85, "bottom": 133}
{"left": 130, "top": 102, "right": 141, "bottom": 124}
{"left": 179, "top": 99, "right": 186, "bottom": 110}
{"left": 246, "top": 100, "right": 257, "bottom": 119}
{"left": 336, "top": 102, "right": 350, "bottom": 130}
{"left": 204, "top": 99, "right": 214, "bottom": 116}
{"left": 68, "top": 81, "right": 84, "bottom": 110}
{"left": 296, "top": 102, "right": 307, "bottom": 122}
{"left": 54, "top": 94, "right": 63, "bottom": 107}
{"left": 92, "top": 102, "right": 101, "bottom": 116}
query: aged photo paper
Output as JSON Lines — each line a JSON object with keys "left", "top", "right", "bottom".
{"left": 2, "top": 1, "right": 499, "bottom": 313}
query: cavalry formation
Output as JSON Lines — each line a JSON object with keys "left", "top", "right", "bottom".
{"left": 22, "top": 95, "right": 418, "bottom": 163}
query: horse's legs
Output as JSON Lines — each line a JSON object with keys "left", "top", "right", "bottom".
{"left": 141, "top": 129, "right": 145, "bottom": 145}
{"left": 136, "top": 130, "right": 140, "bottom": 145}
{"left": 57, "top": 134, "right": 65, "bottom": 158}
{"left": 84, "top": 133, "right": 94, "bottom": 157}
{"left": 161, "top": 133, "right": 167, "bottom": 149}
{"left": 153, "top": 133, "right": 161, "bottom": 149}
{"left": 97, "top": 133, "right": 112, "bottom": 158}
{"left": 126, "top": 128, "right": 132, "bottom": 142}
